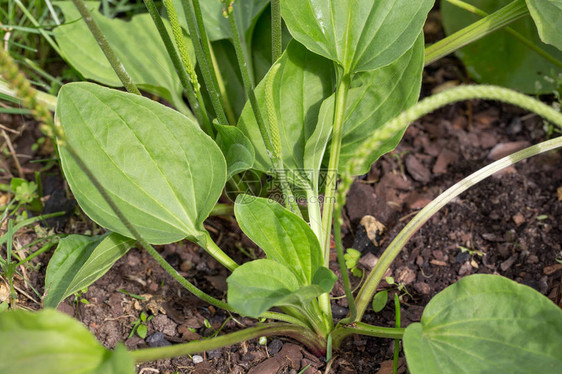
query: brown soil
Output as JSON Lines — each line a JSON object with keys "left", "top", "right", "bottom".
{"left": 1, "top": 10, "right": 562, "bottom": 374}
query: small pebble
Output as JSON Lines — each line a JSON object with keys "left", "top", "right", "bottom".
{"left": 192, "top": 355, "right": 204, "bottom": 364}
{"left": 268, "top": 338, "right": 284, "bottom": 355}
{"left": 331, "top": 304, "right": 349, "bottom": 318}
{"left": 146, "top": 332, "right": 171, "bottom": 348}
{"left": 455, "top": 252, "right": 471, "bottom": 264}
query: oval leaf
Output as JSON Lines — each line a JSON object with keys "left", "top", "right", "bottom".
{"left": 227, "top": 259, "right": 335, "bottom": 317}
{"left": 0, "top": 309, "right": 135, "bottom": 374}
{"left": 234, "top": 196, "right": 323, "bottom": 284}
{"left": 281, "top": 0, "right": 433, "bottom": 73}
{"left": 526, "top": 0, "right": 562, "bottom": 50}
{"left": 44, "top": 233, "right": 134, "bottom": 308}
{"left": 56, "top": 82, "right": 227, "bottom": 244}
{"left": 315, "top": 34, "right": 424, "bottom": 174}
{"left": 238, "top": 40, "right": 334, "bottom": 184}
{"left": 441, "top": 0, "right": 562, "bottom": 93}
{"left": 214, "top": 121, "right": 255, "bottom": 180}
{"left": 403, "top": 274, "right": 562, "bottom": 373}
{"left": 54, "top": 1, "right": 194, "bottom": 116}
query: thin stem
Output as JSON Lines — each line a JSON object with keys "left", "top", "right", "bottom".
{"left": 393, "top": 294, "right": 401, "bottom": 374}
{"left": 271, "top": 0, "right": 282, "bottom": 61}
{"left": 209, "top": 203, "right": 234, "bottom": 216}
{"left": 333, "top": 205, "right": 357, "bottom": 325}
{"left": 225, "top": 3, "right": 276, "bottom": 172}
{"left": 443, "top": 0, "right": 562, "bottom": 70}
{"left": 180, "top": 0, "right": 229, "bottom": 126}
{"left": 331, "top": 322, "right": 405, "bottom": 349}
{"left": 70, "top": 0, "right": 141, "bottom": 95}
{"left": 15, "top": 240, "right": 58, "bottom": 267}
{"left": 198, "top": 231, "right": 238, "bottom": 271}
{"left": 143, "top": 0, "right": 211, "bottom": 134}
{"left": 321, "top": 74, "right": 351, "bottom": 264}
{"left": 131, "top": 323, "right": 326, "bottom": 362}
{"left": 14, "top": 0, "right": 63, "bottom": 57}
{"left": 345, "top": 86, "right": 562, "bottom": 321}
{"left": 425, "top": 0, "right": 529, "bottom": 65}
{"left": 318, "top": 74, "right": 351, "bottom": 325}
{"left": 305, "top": 188, "right": 323, "bottom": 240}
{"left": 208, "top": 43, "right": 237, "bottom": 126}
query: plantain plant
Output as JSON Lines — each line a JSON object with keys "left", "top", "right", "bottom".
{"left": 1, "top": 0, "right": 562, "bottom": 373}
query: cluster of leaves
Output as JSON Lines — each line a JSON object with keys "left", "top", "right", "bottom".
{"left": 0, "top": 0, "right": 561, "bottom": 373}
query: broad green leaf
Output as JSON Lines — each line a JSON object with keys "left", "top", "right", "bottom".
{"left": 234, "top": 195, "right": 323, "bottom": 284}
{"left": 54, "top": 1, "right": 194, "bottom": 117}
{"left": 526, "top": 0, "right": 562, "bottom": 50}
{"left": 56, "top": 82, "right": 227, "bottom": 244}
{"left": 238, "top": 40, "right": 334, "bottom": 185}
{"left": 214, "top": 122, "right": 255, "bottom": 179}
{"left": 175, "top": 0, "right": 269, "bottom": 44}
{"left": 318, "top": 34, "right": 425, "bottom": 174}
{"left": 442, "top": 0, "right": 562, "bottom": 93}
{"left": 281, "top": 0, "right": 433, "bottom": 73}
{"left": 0, "top": 309, "right": 135, "bottom": 374}
{"left": 44, "top": 233, "right": 134, "bottom": 308}
{"left": 403, "top": 274, "right": 562, "bottom": 374}
{"left": 227, "top": 259, "right": 335, "bottom": 317}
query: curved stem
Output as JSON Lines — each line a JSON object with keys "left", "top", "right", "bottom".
{"left": 199, "top": 231, "right": 238, "bottom": 271}
{"left": 443, "top": 0, "right": 562, "bottom": 70}
{"left": 425, "top": 0, "right": 528, "bottom": 65}
{"left": 131, "top": 322, "right": 326, "bottom": 362}
{"left": 70, "top": 0, "right": 140, "bottom": 95}
{"left": 341, "top": 85, "right": 562, "bottom": 321}
{"left": 331, "top": 322, "right": 404, "bottom": 349}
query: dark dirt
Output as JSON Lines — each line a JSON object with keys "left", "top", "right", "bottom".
{"left": 2, "top": 8, "right": 562, "bottom": 374}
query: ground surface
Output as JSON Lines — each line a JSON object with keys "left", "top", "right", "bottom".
{"left": 1, "top": 10, "right": 562, "bottom": 374}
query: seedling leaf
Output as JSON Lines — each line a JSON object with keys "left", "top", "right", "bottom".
{"left": 234, "top": 196, "right": 323, "bottom": 284}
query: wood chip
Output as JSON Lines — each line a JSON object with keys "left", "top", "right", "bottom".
{"left": 405, "top": 155, "right": 431, "bottom": 183}
{"left": 430, "top": 260, "right": 447, "bottom": 266}
{"left": 544, "top": 263, "right": 562, "bottom": 275}
{"left": 557, "top": 186, "right": 562, "bottom": 201}
{"left": 512, "top": 212, "right": 525, "bottom": 227}
{"left": 500, "top": 254, "right": 518, "bottom": 271}
{"left": 488, "top": 141, "right": 530, "bottom": 160}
